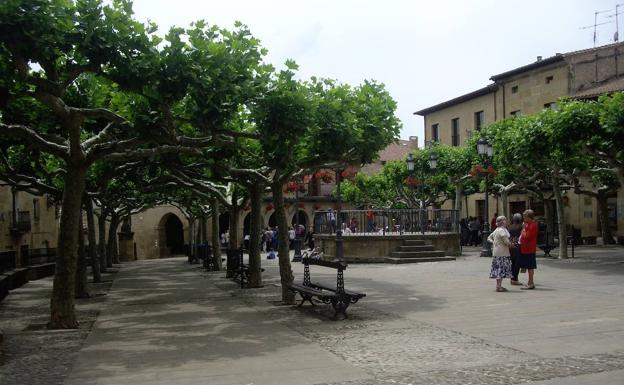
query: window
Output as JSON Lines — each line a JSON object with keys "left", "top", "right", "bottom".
{"left": 451, "top": 118, "right": 460, "bottom": 146}
{"left": 33, "top": 199, "right": 40, "bottom": 221}
{"left": 510, "top": 110, "right": 521, "bottom": 117}
{"left": 544, "top": 102, "right": 556, "bottom": 110}
{"left": 545, "top": 75, "right": 554, "bottom": 84}
{"left": 431, "top": 123, "right": 439, "bottom": 142}
{"left": 511, "top": 85, "right": 518, "bottom": 94}
{"left": 474, "top": 110, "right": 484, "bottom": 131}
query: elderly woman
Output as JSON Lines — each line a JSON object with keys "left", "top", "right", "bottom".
{"left": 487, "top": 215, "right": 513, "bottom": 292}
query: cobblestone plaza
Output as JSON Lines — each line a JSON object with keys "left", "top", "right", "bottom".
{"left": 1, "top": 246, "right": 623, "bottom": 385}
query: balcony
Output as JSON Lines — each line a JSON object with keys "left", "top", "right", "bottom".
{"left": 11, "top": 210, "right": 32, "bottom": 234}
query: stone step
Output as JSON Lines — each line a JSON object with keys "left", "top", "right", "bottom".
{"left": 385, "top": 256, "right": 456, "bottom": 264}
{"left": 397, "top": 245, "right": 435, "bottom": 252}
{"left": 391, "top": 251, "right": 446, "bottom": 259}
{"left": 403, "top": 239, "right": 426, "bottom": 246}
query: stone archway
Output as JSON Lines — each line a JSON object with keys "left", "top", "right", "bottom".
{"left": 291, "top": 210, "right": 309, "bottom": 230}
{"left": 157, "top": 213, "right": 184, "bottom": 258}
{"left": 268, "top": 212, "right": 277, "bottom": 228}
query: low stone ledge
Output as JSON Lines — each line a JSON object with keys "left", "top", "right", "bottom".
{"left": 27, "top": 263, "right": 56, "bottom": 280}
{"left": 315, "top": 233, "right": 461, "bottom": 263}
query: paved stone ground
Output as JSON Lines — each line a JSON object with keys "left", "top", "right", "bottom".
{"left": 0, "top": 271, "right": 117, "bottom": 385}
{"left": 0, "top": 245, "right": 623, "bottom": 384}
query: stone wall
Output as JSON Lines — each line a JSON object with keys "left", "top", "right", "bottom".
{"left": 315, "top": 233, "right": 461, "bottom": 263}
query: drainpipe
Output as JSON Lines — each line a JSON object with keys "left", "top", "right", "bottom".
{"left": 501, "top": 83, "right": 506, "bottom": 118}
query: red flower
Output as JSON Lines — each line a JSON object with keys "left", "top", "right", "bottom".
{"left": 469, "top": 165, "right": 496, "bottom": 178}
{"left": 298, "top": 203, "right": 305, "bottom": 208}
{"left": 314, "top": 170, "right": 333, "bottom": 183}
{"left": 265, "top": 203, "right": 274, "bottom": 212}
{"left": 404, "top": 176, "right": 420, "bottom": 187}
{"left": 341, "top": 166, "right": 358, "bottom": 178}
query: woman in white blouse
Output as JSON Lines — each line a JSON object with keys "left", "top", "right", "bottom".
{"left": 487, "top": 216, "right": 513, "bottom": 292}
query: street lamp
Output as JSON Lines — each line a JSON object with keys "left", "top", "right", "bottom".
{"left": 406, "top": 153, "right": 437, "bottom": 234}
{"left": 335, "top": 169, "right": 344, "bottom": 262}
{"left": 477, "top": 137, "right": 494, "bottom": 258}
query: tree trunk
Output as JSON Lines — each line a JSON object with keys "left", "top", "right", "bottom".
{"left": 75, "top": 213, "right": 89, "bottom": 298}
{"left": 543, "top": 196, "right": 555, "bottom": 245}
{"left": 271, "top": 180, "right": 295, "bottom": 304}
{"left": 211, "top": 197, "right": 222, "bottom": 270}
{"left": 97, "top": 211, "right": 107, "bottom": 273}
{"left": 85, "top": 199, "right": 101, "bottom": 283}
{"left": 454, "top": 181, "right": 463, "bottom": 215}
{"left": 552, "top": 177, "right": 568, "bottom": 259}
{"left": 501, "top": 189, "right": 509, "bottom": 219}
{"left": 596, "top": 192, "right": 616, "bottom": 244}
{"left": 49, "top": 164, "right": 86, "bottom": 329}
{"left": 107, "top": 214, "right": 120, "bottom": 267}
{"left": 248, "top": 183, "right": 263, "bottom": 288}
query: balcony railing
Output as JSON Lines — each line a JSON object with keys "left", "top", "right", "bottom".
{"left": 12, "top": 210, "right": 32, "bottom": 233}
{"left": 313, "top": 209, "right": 460, "bottom": 236}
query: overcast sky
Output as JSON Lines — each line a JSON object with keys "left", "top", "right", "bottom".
{"left": 131, "top": 0, "right": 621, "bottom": 145}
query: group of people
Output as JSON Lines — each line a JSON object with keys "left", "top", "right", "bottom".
{"left": 260, "top": 225, "right": 315, "bottom": 253}
{"left": 488, "top": 209, "right": 538, "bottom": 292}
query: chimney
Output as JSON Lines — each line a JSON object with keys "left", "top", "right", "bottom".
{"left": 536, "top": 56, "right": 542, "bottom": 62}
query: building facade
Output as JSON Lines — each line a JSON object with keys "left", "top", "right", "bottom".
{"left": 414, "top": 42, "right": 624, "bottom": 240}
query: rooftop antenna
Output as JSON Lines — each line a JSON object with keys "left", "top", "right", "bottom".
{"left": 580, "top": 9, "right": 613, "bottom": 47}
{"left": 605, "top": 3, "right": 624, "bottom": 42}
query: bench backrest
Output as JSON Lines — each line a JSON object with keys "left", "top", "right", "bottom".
{"left": 302, "top": 257, "right": 347, "bottom": 270}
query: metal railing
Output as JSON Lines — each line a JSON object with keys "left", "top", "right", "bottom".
{"left": 313, "top": 209, "right": 460, "bottom": 235}
{"left": 0, "top": 251, "right": 17, "bottom": 273}
{"left": 12, "top": 210, "right": 31, "bottom": 233}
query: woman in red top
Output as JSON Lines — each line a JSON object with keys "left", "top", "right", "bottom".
{"left": 519, "top": 209, "right": 538, "bottom": 289}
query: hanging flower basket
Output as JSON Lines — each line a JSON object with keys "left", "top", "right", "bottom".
{"left": 265, "top": 203, "right": 274, "bottom": 212}
{"left": 283, "top": 181, "right": 307, "bottom": 193}
{"left": 469, "top": 165, "right": 497, "bottom": 177}
{"left": 314, "top": 170, "right": 333, "bottom": 183}
{"left": 403, "top": 176, "right": 420, "bottom": 187}
{"left": 313, "top": 204, "right": 321, "bottom": 210}
{"left": 297, "top": 202, "right": 305, "bottom": 209}
{"left": 243, "top": 205, "right": 251, "bottom": 211}
{"left": 341, "top": 166, "right": 358, "bottom": 178}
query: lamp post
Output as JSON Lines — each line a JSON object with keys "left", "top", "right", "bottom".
{"left": 477, "top": 137, "right": 494, "bottom": 258}
{"left": 406, "top": 153, "right": 438, "bottom": 234}
{"left": 335, "top": 169, "right": 344, "bottom": 262}
{"left": 292, "top": 182, "right": 303, "bottom": 262}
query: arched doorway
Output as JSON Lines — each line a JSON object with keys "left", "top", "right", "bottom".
{"left": 291, "top": 210, "right": 308, "bottom": 230}
{"left": 243, "top": 212, "right": 251, "bottom": 236}
{"left": 158, "top": 213, "right": 185, "bottom": 257}
{"left": 218, "top": 212, "right": 230, "bottom": 233}
{"left": 268, "top": 212, "right": 277, "bottom": 228}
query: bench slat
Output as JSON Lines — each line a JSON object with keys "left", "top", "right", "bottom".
{"left": 309, "top": 282, "right": 366, "bottom": 298}
{"left": 302, "top": 257, "right": 347, "bottom": 270}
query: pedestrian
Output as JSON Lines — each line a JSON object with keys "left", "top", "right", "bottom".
{"left": 518, "top": 209, "right": 538, "bottom": 289}
{"left": 508, "top": 213, "right": 523, "bottom": 286}
{"left": 264, "top": 228, "right": 272, "bottom": 252}
{"left": 305, "top": 229, "right": 315, "bottom": 250}
{"left": 487, "top": 215, "right": 513, "bottom": 292}
{"left": 288, "top": 226, "right": 295, "bottom": 249}
{"left": 490, "top": 212, "right": 498, "bottom": 231}
{"left": 327, "top": 209, "right": 336, "bottom": 234}
{"left": 366, "top": 206, "right": 375, "bottom": 232}
{"left": 460, "top": 218, "right": 470, "bottom": 246}
{"left": 468, "top": 217, "right": 479, "bottom": 246}
{"left": 271, "top": 227, "right": 279, "bottom": 251}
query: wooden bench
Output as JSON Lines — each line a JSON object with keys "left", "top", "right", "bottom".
{"left": 288, "top": 254, "right": 365, "bottom": 319}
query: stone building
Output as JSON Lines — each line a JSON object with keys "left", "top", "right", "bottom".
{"left": 414, "top": 42, "right": 624, "bottom": 241}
